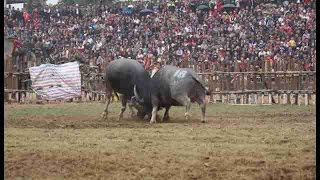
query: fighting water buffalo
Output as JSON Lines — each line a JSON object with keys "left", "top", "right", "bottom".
{"left": 134, "top": 65, "right": 210, "bottom": 123}
{"left": 101, "top": 58, "right": 151, "bottom": 120}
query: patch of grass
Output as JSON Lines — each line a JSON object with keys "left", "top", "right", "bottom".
{"left": 5, "top": 103, "right": 108, "bottom": 118}
{"left": 4, "top": 103, "right": 316, "bottom": 180}
{"left": 5, "top": 103, "right": 315, "bottom": 118}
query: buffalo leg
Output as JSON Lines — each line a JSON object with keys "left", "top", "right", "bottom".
{"left": 118, "top": 95, "right": 127, "bottom": 121}
{"left": 127, "top": 100, "right": 136, "bottom": 118}
{"left": 199, "top": 102, "right": 206, "bottom": 123}
{"left": 150, "top": 106, "right": 158, "bottom": 123}
{"left": 101, "top": 94, "right": 112, "bottom": 120}
{"left": 162, "top": 106, "right": 171, "bottom": 121}
{"left": 176, "top": 96, "right": 191, "bottom": 120}
{"left": 196, "top": 96, "right": 207, "bottom": 123}
{"left": 185, "top": 102, "right": 191, "bottom": 120}
{"left": 150, "top": 96, "right": 160, "bottom": 123}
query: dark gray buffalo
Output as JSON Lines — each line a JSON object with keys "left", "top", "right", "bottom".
{"left": 134, "top": 65, "right": 210, "bottom": 123}
{"left": 101, "top": 58, "right": 150, "bottom": 120}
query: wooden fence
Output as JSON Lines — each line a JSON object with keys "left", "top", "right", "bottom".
{"left": 3, "top": 56, "right": 316, "bottom": 105}
{"left": 4, "top": 70, "right": 316, "bottom": 105}
{"left": 198, "top": 71, "right": 316, "bottom": 105}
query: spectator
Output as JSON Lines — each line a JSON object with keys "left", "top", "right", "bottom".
{"left": 3, "top": 0, "right": 316, "bottom": 74}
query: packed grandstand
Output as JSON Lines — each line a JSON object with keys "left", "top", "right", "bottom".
{"left": 4, "top": 0, "right": 316, "bottom": 73}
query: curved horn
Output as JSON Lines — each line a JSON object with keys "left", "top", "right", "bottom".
{"left": 134, "top": 85, "right": 144, "bottom": 103}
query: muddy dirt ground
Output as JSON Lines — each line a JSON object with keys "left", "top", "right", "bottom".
{"left": 4, "top": 103, "right": 316, "bottom": 180}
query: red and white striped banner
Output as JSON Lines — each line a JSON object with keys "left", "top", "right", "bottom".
{"left": 29, "top": 62, "right": 81, "bottom": 101}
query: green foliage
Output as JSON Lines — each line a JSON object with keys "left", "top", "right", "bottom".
{"left": 223, "top": 0, "right": 235, "bottom": 4}
{"left": 25, "top": 0, "right": 46, "bottom": 12}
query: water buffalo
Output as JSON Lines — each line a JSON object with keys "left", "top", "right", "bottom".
{"left": 101, "top": 58, "right": 151, "bottom": 120}
{"left": 134, "top": 65, "right": 210, "bottom": 123}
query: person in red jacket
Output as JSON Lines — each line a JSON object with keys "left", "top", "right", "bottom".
{"left": 12, "top": 36, "right": 23, "bottom": 71}
{"left": 143, "top": 53, "right": 151, "bottom": 71}
{"left": 23, "top": 11, "right": 30, "bottom": 23}
{"left": 12, "top": 36, "right": 23, "bottom": 55}
{"left": 216, "top": 0, "right": 224, "bottom": 14}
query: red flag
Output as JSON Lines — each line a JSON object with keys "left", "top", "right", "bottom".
{"left": 33, "top": 18, "right": 40, "bottom": 29}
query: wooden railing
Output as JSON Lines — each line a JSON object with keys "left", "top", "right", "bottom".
{"left": 4, "top": 70, "right": 316, "bottom": 105}
{"left": 198, "top": 71, "right": 316, "bottom": 93}
{"left": 3, "top": 55, "right": 316, "bottom": 105}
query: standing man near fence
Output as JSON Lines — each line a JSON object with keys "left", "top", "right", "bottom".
{"left": 12, "top": 35, "right": 23, "bottom": 72}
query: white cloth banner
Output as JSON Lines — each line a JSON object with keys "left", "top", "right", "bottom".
{"left": 29, "top": 62, "right": 81, "bottom": 100}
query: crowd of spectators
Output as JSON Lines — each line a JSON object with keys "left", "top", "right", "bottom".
{"left": 4, "top": 0, "right": 316, "bottom": 74}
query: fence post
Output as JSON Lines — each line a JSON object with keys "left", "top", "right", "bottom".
{"left": 245, "top": 93, "right": 249, "bottom": 104}
{"left": 8, "top": 92, "right": 13, "bottom": 102}
{"left": 268, "top": 93, "right": 272, "bottom": 104}
{"left": 277, "top": 93, "right": 280, "bottom": 104}
{"left": 275, "top": 72, "right": 279, "bottom": 91}
{"left": 221, "top": 94, "right": 225, "bottom": 104}
{"left": 298, "top": 94, "right": 301, "bottom": 106}
{"left": 253, "top": 72, "right": 257, "bottom": 90}
{"left": 293, "top": 73, "right": 298, "bottom": 90}
{"left": 226, "top": 73, "right": 230, "bottom": 91}
{"left": 287, "top": 92, "right": 291, "bottom": 104}
{"left": 294, "top": 93, "right": 298, "bottom": 105}
{"left": 267, "top": 73, "right": 272, "bottom": 89}
{"left": 262, "top": 58, "right": 265, "bottom": 73}
{"left": 234, "top": 61, "right": 239, "bottom": 72}
{"left": 304, "top": 93, "right": 309, "bottom": 106}
{"left": 297, "top": 73, "right": 301, "bottom": 90}
{"left": 289, "top": 74, "right": 294, "bottom": 90}
{"left": 283, "top": 93, "right": 288, "bottom": 104}
{"left": 246, "top": 74, "right": 250, "bottom": 90}
{"left": 241, "top": 73, "right": 245, "bottom": 91}
{"left": 220, "top": 74, "right": 223, "bottom": 92}
{"left": 311, "top": 73, "right": 316, "bottom": 91}
{"left": 254, "top": 93, "right": 258, "bottom": 104}
{"left": 284, "top": 72, "right": 287, "bottom": 90}
{"left": 240, "top": 94, "right": 244, "bottom": 104}
{"left": 209, "top": 75, "right": 214, "bottom": 101}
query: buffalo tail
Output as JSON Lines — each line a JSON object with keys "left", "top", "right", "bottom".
{"left": 192, "top": 76, "right": 211, "bottom": 96}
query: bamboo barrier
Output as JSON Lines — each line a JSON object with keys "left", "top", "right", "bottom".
{"left": 3, "top": 68, "right": 316, "bottom": 105}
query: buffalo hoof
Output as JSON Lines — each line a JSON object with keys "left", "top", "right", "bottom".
{"left": 100, "top": 112, "right": 108, "bottom": 120}
{"left": 118, "top": 114, "right": 124, "bottom": 121}
{"left": 156, "top": 115, "right": 161, "bottom": 122}
{"left": 130, "top": 112, "right": 136, "bottom": 118}
{"left": 162, "top": 116, "right": 170, "bottom": 122}
{"left": 201, "top": 119, "right": 206, "bottom": 123}
{"left": 185, "top": 113, "right": 190, "bottom": 120}
{"left": 150, "top": 119, "right": 156, "bottom": 124}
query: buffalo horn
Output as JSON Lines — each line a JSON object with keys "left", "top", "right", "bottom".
{"left": 134, "top": 85, "right": 144, "bottom": 103}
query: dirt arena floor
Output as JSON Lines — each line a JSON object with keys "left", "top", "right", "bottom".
{"left": 4, "top": 102, "right": 316, "bottom": 180}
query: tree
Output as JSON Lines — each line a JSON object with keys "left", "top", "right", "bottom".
{"left": 60, "top": 0, "right": 114, "bottom": 6}
{"left": 25, "top": 0, "right": 46, "bottom": 12}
